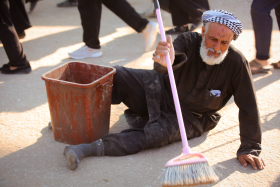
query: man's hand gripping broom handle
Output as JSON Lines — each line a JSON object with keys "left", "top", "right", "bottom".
{"left": 154, "top": 0, "right": 190, "bottom": 155}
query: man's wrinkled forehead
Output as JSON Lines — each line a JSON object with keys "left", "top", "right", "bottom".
{"left": 202, "top": 9, "right": 243, "bottom": 40}
{"left": 207, "top": 22, "right": 234, "bottom": 41}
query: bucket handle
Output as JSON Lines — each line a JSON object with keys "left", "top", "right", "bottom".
{"left": 97, "top": 80, "right": 113, "bottom": 91}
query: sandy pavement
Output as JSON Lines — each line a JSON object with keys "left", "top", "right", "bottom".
{"left": 0, "top": 0, "right": 280, "bottom": 186}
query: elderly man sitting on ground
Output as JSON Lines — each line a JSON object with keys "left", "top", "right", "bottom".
{"left": 63, "top": 9, "right": 265, "bottom": 171}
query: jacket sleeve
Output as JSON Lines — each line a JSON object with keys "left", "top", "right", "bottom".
{"left": 231, "top": 55, "right": 262, "bottom": 157}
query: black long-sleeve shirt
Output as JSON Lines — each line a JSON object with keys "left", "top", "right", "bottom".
{"left": 153, "top": 32, "right": 261, "bottom": 157}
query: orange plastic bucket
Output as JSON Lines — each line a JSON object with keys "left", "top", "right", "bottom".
{"left": 42, "top": 62, "right": 116, "bottom": 145}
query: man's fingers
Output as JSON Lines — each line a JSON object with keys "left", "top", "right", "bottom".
{"left": 238, "top": 156, "right": 247, "bottom": 167}
{"left": 262, "top": 158, "right": 266, "bottom": 166}
{"left": 244, "top": 156, "right": 257, "bottom": 170}
{"left": 158, "top": 41, "right": 170, "bottom": 47}
{"left": 253, "top": 157, "right": 264, "bottom": 170}
{"left": 166, "top": 35, "right": 173, "bottom": 45}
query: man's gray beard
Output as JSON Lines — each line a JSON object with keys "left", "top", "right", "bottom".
{"left": 200, "top": 36, "right": 229, "bottom": 65}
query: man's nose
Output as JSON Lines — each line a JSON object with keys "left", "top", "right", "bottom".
{"left": 213, "top": 42, "right": 221, "bottom": 53}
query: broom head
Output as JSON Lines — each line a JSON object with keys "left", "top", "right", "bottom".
{"left": 161, "top": 153, "right": 219, "bottom": 187}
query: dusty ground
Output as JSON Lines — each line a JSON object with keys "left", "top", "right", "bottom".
{"left": 0, "top": 0, "right": 280, "bottom": 186}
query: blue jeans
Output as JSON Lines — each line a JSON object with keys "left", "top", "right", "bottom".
{"left": 251, "top": 0, "right": 280, "bottom": 60}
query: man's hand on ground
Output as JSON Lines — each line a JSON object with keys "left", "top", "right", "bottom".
{"left": 238, "top": 154, "right": 265, "bottom": 170}
{"left": 152, "top": 35, "right": 175, "bottom": 67}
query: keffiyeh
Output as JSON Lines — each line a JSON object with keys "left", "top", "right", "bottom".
{"left": 202, "top": 9, "right": 243, "bottom": 40}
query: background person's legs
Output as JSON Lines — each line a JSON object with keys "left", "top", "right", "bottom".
{"left": 250, "top": 0, "right": 280, "bottom": 73}
{"left": 0, "top": 0, "right": 31, "bottom": 74}
{"left": 78, "top": 0, "right": 102, "bottom": 49}
{"left": 251, "top": 0, "right": 280, "bottom": 60}
{"left": 9, "top": 0, "right": 32, "bottom": 38}
{"left": 167, "top": 0, "right": 210, "bottom": 34}
{"left": 102, "top": 0, "right": 148, "bottom": 33}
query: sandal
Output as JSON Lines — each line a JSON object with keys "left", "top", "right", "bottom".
{"left": 271, "top": 61, "right": 280, "bottom": 69}
{"left": 249, "top": 59, "right": 272, "bottom": 74}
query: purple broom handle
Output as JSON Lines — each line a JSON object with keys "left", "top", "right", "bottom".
{"left": 155, "top": 8, "right": 190, "bottom": 154}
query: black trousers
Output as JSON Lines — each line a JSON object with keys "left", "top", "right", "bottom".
{"left": 78, "top": 0, "right": 149, "bottom": 49}
{"left": 102, "top": 66, "right": 147, "bottom": 156}
{"left": 169, "top": 0, "right": 210, "bottom": 27}
{"left": 0, "top": 0, "right": 30, "bottom": 68}
{"left": 9, "top": 0, "right": 32, "bottom": 33}
{"left": 251, "top": 0, "right": 280, "bottom": 60}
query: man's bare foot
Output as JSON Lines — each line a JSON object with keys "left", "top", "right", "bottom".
{"left": 10, "top": 66, "right": 17, "bottom": 70}
{"left": 250, "top": 59, "right": 272, "bottom": 71}
{"left": 271, "top": 61, "right": 280, "bottom": 69}
{"left": 249, "top": 59, "right": 272, "bottom": 74}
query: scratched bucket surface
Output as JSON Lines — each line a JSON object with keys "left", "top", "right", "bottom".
{"left": 41, "top": 62, "right": 116, "bottom": 145}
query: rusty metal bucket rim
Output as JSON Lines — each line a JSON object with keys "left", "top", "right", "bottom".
{"left": 41, "top": 61, "right": 116, "bottom": 88}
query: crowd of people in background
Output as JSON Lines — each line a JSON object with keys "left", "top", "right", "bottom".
{"left": 0, "top": 0, "right": 279, "bottom": 74}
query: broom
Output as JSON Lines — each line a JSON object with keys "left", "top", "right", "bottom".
{"left": 153, "top": 0, "right": 219, "bottom": 186}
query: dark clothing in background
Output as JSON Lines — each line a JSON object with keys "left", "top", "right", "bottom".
{"left": 9, "top": 0, "right": 32, "bottom": 34}
{"left": 78, "top": 0, "right": 149, "bottom": 49}
{"left": 0, "top": 0, "right": 30, "bottom": 68}
{"left": 102, "top": 32, "right": 261, "bottom": 158}
{"left": 251, "top": 0, "right": 280, "bottom": 60}
{"left": 169, "top": 0, "right": 210, "bottom": 27}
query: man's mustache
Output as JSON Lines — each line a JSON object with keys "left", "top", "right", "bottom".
{"left": 207, "top": 47, "right": 222, "bottom": 55}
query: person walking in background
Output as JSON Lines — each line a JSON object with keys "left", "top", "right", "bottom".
{"left": 68, "top": 0, "right": 158, "bottom": 60}
{"left": 0, "top": 0, "right": 32, "bottom": 74}
{"left": 140, "top": 0, "right": 210, "bottom": 35}
{"left": 249, "top": 0, "right": 280, "bottom": 74}
{"left": 9, "top": 0, "right": 32, "bottom": 39}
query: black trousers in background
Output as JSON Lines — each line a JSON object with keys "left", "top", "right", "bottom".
{"left": 78, "top": 0, "right": 149, "bottom": 49}
{"left": 169, "top": 0, "right": 210, "bottom": 27}
{"left": 251, "top": 0, "right": 280, "bottom": 60}
{"left": 0, "top": 0, "right": 30, "bottom": 68}
{"left": 9, "top": 0, "right": 32, "bottom": 33}
{"left": 102, "top": 66, "right": 147, "bottom": 156}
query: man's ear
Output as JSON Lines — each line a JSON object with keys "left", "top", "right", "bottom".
{"left": 202, "top": 25, "right": 205, "bottom": 38}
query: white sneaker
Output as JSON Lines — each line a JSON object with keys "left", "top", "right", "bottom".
{"left": 142, "top": 22, "right": 158, "bottom": 52}
{"left": 68, "top": 45, "right": 103, "bottom": 59}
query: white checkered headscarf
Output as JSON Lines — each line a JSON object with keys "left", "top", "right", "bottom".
{"left": 202, "top": 9, "right": 243, "bottom": 40}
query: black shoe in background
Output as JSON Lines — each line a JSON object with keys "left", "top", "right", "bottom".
{"left": 57, "top": 0, "right": 78, "bottom": 7}
{"left": 0, "top": 65, "right": 32, "bottom": 74}
{"left": 165, "top": 25, "right": 190, "bottom": 35}
{"left": 166, "top": 19, "right": 203, "bottom": 35}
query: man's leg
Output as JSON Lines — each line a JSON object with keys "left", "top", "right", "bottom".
{"left": 78, "top": 0, "right": 102, "bottom": 49}
{"left": 102, "top": 0, "right": 157, "bottom": 51}
{"left": 111, "top": 66, "right": 148, "bottom": 116}
{"left": 0, "top": 0, "right": 31, "bottom": 74}
{"left": 64, "top": 66, "right": 149, "bottom": 170}
{"left": 251, "top": 0, "right": 280, "bottom": 61}
{"left": 250, "top": 0, "right": 280, "bottom": 73}
{"left": 102, "top": 0, "right": 148, "bottom": 33}
{"left": 9, "top": 0, "right": 32, "bottom": 38}
{"left": 271, "top": 2, "right": 280, "bottom": 68}
{"left": 68, "top": 0, "right": 103, "bottom": 59}
{"left": 275, "top": 1, "right": 280, "bottom": 30}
